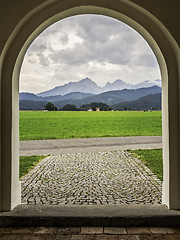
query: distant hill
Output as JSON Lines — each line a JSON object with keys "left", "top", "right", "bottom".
{"left": 58, "top": 92, "right": 94, "bottom": 100}
{"left": 36, "top": 77, "right": 161, "bottom": 97}
{"left": 20, "top": 100, "right": 48, "bottom": 110}
{"left": 111, "top": 93, "right": 161, "bottom": 110}
{"left": 46, "top": 85, "right": 161, "bottom": 109}
{"left": 20, "top": 92, "right": 94, "bottom": 102}
{"left": 74, "top": 85, "right": 161, "bottom": 106}
{"left": 20, "top": 92, "right": 41, "bottom": 101}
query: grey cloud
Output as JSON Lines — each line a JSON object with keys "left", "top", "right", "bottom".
{"left": 37, "top": 53, "right": 50, "bottom": 66}
{"left": 28, "top": 58, "right": 38, "bottom": 64}
{"left": 73, "top": 15, "right": 157, "bottom": 67}
{"left": 48, "top": 31, "right": 134, "bottom": 66}
{"left": 60, "top": 32, "right": 69, "bottom": 44}
{"left": 49, "top": 45, "right": 91, "bottom": 66}
{"left": 28, "top": 33, "right": 53, "bottom": 54}
{"left": 47, "top": 15, "right": 144, "bottom": 66}
{"left": 134, "top": 53, "right": 159, "bottom": 67}
{"left": 75, "top": 15, "right": 134, "bottom": 44}
{"left": 30, "top": 14, "right": 158, "bottom": 69}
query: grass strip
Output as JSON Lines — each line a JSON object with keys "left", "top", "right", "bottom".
{"left": 19, "top": 155, "right": 47, "bottom": 178}
{"left": 128, "top": 149, "right": 163, "bottom": 181}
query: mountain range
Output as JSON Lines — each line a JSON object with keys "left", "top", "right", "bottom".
{"left": 36, "top": 77, "right": 161, "bottom": 97}
{"left": 48, "top": 85, "right": 161, "bottom": 109}
{"left": 20, "top": 78, "right": 161, "bottom": 111}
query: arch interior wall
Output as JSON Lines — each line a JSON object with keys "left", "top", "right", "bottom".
{"left": 0, "top": 0, "right": 179, "bottom": 212}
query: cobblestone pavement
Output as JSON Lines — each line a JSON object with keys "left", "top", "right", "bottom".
{"left": 21, "top": 151, "right": 162, "bottom": 205}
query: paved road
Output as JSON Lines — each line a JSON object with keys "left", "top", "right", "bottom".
{"left": 20, "top": 136, "right": 162, "bottom": 156}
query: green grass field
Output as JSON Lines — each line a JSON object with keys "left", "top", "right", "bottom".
{"left": 19, "top": 155, "right": 47, "bottom": 178}
{"left": 19, "top": 111, "right": 162, "bottom": 141}
{"left": 129, "top": 149, "right": 163, "bottom": 180}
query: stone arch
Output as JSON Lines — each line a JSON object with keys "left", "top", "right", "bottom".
{"left": 0, "top": 0, "right": 179, "bottom": 211}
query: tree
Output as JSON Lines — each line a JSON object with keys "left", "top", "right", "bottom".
{"left": 80, "top": 102, "right": 111, "bottom": 111}
{"left": 44, "top": 102, "right": 57, "bottom": 111}
{"left": 62, "top": 104, "right": 78, "bottom": 111}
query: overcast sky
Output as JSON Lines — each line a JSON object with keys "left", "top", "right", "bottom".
{"left": 20, "top": 14, "right": 161, "bottom": 94}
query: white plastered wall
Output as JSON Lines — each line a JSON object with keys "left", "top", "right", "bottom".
{"left": 0, "top": 0, "right": 179, "bottom": 211}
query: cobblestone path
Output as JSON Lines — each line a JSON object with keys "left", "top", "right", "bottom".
{"left": 21, "top": 151, "right": 162, "bottom": 205}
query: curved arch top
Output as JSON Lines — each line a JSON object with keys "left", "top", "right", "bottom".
{"left": 0, "top": 0, "right": 180, "bottom": 211}
{"left": 2, "top": 0, "right": 178, "bottom": 71}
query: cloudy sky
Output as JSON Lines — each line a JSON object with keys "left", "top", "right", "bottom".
{"left": 20, "top": 14, "right": 161, "bottom": 94}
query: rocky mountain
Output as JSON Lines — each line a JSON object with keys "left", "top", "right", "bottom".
{"left": 36, "top": 78, "right": 161, "bottom": 97}
{"left": 102, "top": 79, "right": 160, "bottom": 92}
{"left": 130, "top": 80, "right": 157, "bottom": 89}
{"left": 112, "top": 93, "right": 161, "bottom": 110}
{"left": 102, "top": 79, "right": 132, "bottom": 91}
{"left": 37, "top": 78, "right": 102, "bottom": 97}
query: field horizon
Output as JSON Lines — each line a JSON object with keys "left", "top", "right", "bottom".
{"left": 19, "top": 110, "right": 162, "bottom": 141}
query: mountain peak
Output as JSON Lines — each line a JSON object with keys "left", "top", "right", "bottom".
{"left": 80, "top": 77, "right": 97, "bottom": 85}
{"left": 81, "top": 77, "right": 92, "bottom": 81}
{"left": 105, "top": 82, "right": 111, "bottom": 86}
{"left": 103, "top": 79, "right": 129, "bottom": 91}
{"left": 37, "top": 78, "right": 102, "bottom": 97}
{"left": 114, "top": 79, "right": 124, "bottom": 83}
{"left": 105, "top": 79, "right": 125, "bottom": 86}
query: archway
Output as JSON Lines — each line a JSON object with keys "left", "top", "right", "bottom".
{"left": 0, "top": 0, "right": 180, "bottom": 211}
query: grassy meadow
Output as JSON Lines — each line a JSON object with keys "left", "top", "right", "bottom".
{"left": 19, "top": 155, "right": 47, "bottom": 178}
{"left": 19, "top": 111, "right": 162, "bottom": 141}
{"left": 129, "top": 149, "right": 163, "bottom": 180}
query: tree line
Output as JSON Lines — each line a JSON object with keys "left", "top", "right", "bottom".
{"left": 44, "top": 101, "right": 160, "bottom": 112}
{"left": 44, "top": 102, "right": 112, "bottom": 111}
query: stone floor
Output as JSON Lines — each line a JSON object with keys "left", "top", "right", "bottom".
{"left": 0, "top": 226, "right": 180, "bottom": 239}
{"left": 21, "top": 150, "right": 162, "bottom": 205}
